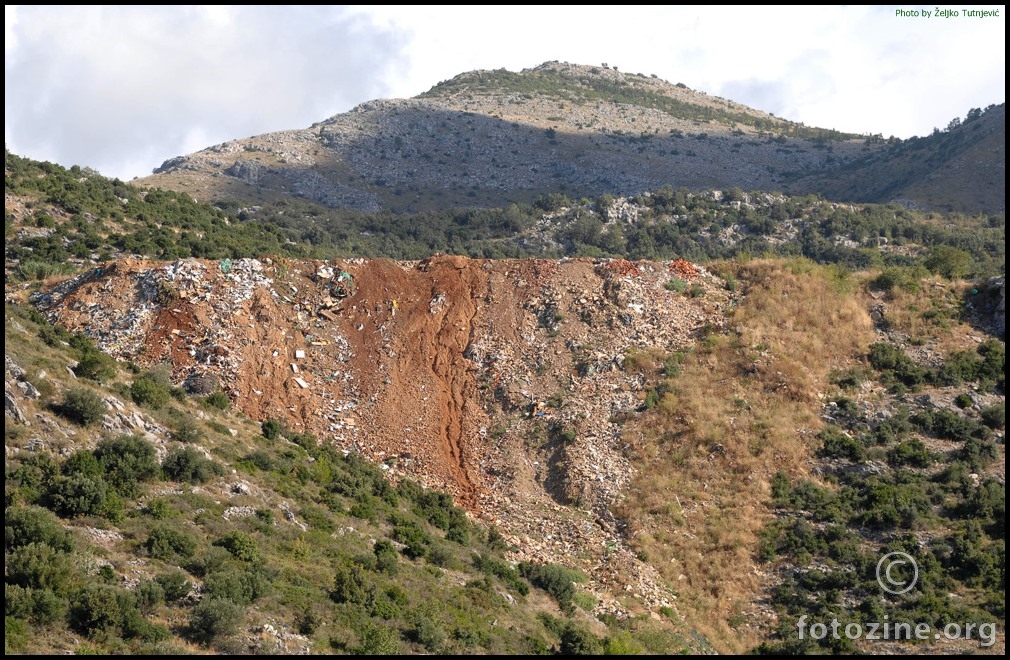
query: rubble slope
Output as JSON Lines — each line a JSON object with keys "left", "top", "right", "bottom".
{"left": 35, "top": 255, "right": 732, "bottom": 614}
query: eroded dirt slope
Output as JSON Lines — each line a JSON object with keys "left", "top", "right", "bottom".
{"left": 35, "top": 255, "right": 731, "bottom": 614}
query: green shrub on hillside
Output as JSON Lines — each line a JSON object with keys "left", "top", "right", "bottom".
{"left": 518, "top": 562, "right": 584, "bottom": 614}
{"left": 4, "top": 506, "right": 75, "bottom": 552}
{"left": 162, "top": 446, "right": 223, "bottom": 484}
{"left": 58, "top": 387, "right": 107, "bottom": 426}
{"left": 188, "top": 597, "right": 244, "bottom": 645}
{"left": 130, "top": 376, "right": 171, "bottom": 410}
{"left": 95, "top": 435, "right": 159, "bottom": 497}
{"left": 73, "top": 349, "right": 117, "bottom": 383}
{"left": 146, "top": 525, "right": 197, "bottom": 561}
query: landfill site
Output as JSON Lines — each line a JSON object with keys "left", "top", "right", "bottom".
{"left": 35, "top": 254, "right": 733, "bottom": 613}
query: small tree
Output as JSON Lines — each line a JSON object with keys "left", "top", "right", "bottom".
{"left": 261, "top": 418, "right": 283, "bottom": 440}
{"left": 44, "top": 474, "right": 110, "bottom": 518}
{"left": 70, "top": 584, "right": 123, "bottom": 637}
{"left": 95, "top": 435, "right": 159, "bottom": 497}
{"left": 162, "top": 446, "right": 222, "bottom": 484}
{"left": 188, "top": 597, "right": 244, "bottom": 645}
{"left": 146, "top": 525, "right": 197, "bottom": 560}
{"left": 374, "top": 539, "right": 398, "bottom": 576}
{"left": 59, "top": 387, "right": 107, "bottom": 426}
{"left": 130, "top": 375, "right": 171, "bottom": 409}
{"left": 213, "top": 531, "right": 261, "bottom": 563}
{"left": 923, "top": 245, "right": 971, "bottom": 280}
{"left": 73, "top": 349, "right": 117, "bottom": 382}
{"left": 203, "top": 390, "right": 230, "bottom": 411}
{"left": 5, "top": 505, "right": 75, "bottom": 552}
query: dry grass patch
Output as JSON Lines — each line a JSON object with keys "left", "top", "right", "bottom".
{"left": 872, "top": 275, "right": 972, "bottom": 349}
{"left": 617, "top": 259, "right": 875, "bottom": 653}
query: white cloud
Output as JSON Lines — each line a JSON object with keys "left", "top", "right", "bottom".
{"left": 5, "top": 5, "right": 1005, "bottom": 180}
{"left": 5, "top": 6, "right": 408, "bottom": 179}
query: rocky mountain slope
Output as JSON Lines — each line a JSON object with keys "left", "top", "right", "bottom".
{"left": 138, "top": 62, "right": 1004, "bottom": 215}
{"left": 794, "top": 103, "right": 1006, "bottom": 214}
{"left": 138, "top": 61, "right": 873, "bottom": 213}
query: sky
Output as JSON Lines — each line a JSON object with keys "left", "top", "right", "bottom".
{"left": 5, "top": 5, "right": 1006, "bottom": 182}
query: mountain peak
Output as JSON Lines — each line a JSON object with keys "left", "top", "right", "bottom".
{"left": 139, "top": 62, "right": 1002, "bottom": 215}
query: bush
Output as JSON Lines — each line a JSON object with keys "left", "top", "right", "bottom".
{"left": 95, "top": 435, "right": 160, "bottom": 497}
{"left": 299, "top": 505, "right": 334, "bottom": 532}
{"left": 69, "top": 584, "right": 123, "bottom": 637}
{"left": 6, "top": 543, "right": 74, "bottom": 594}
{"left": 472, "top": 553, "right": 529, "bottom": 596}
{"left": 664, "top": 278, "right": 688, "bottom": 293}
{"left": 935, "top": 351, "right": 981, "bottom": 386}
{"left": 74, "top": 349, "right": 117, "bottom": 383}
{"left": 155, "top": 571, "right": 192, "bottom": 602}
{"left": 135, "top": 579, "right": 165, "bottom": 616}
{"left": 203, "top": 390, "right": 230, "bottom": 411}
{"left": 162, "top": 446, "right": 222, "bottom": 484}
{"left": 171, "top": 415, "right": 204, "bottom": 443}
{"left": 44, "top": 474, "right": 110, "bottom": 518}
{"left": 59, "top": 387, "right": 107, "bottom": 426}
{"left": 924, "top": 245, "right": 972, "bottom": 280}
{"left": 979, "top": 404, "right": 1004, "bottom": 430}
{"left": 188, "top": 597, "right": 244, "bottom": 645}
{"left": 5, "top": 615, "right": 29, "bottom": 654}
{"left": 130, "top": 376, "right": 171, "bottom": 409}
{"left": 976, "top": 339, "right": 1004, "bottom": 381}
{"left": 392, "top": 521, "right": 430, "bottom": 559}
{"left": 261, "top": 418, "right": 283, "bottom": 440}
{"left": 858, "top": 480, "right": 933, "bottom": 529}
{"left": 5, "top": 584, "right": 67, "bottom": 626}
{"left": 202, "top": 568, "right": 270, "bottom": 606}
{"left": 959, "top": 437, "right": 1000, "bottom": 471}
{"left": 374, "top": 539, "right": 399, "bottom": 576}
{"left": 146, "top": 525, "right": 197, "bottom": 560}
{"left": 144, "top": 497, "right": 175, "bottom": 520}
{"left": 184, "top": 547, "right": 232, "bottom": 578}
{"left": 213, "top": 531, "right": 261, "bottom": 563}
{"left": 519, "top": 562, "right": 583, "bottom": 614}
{"left": 5, "top": 505, "right": 75, "bottom": 552}
{"left": 353, "top": 621, "right": 399, "bottom": 655}
{"left": 867, "top": 343, "right": 927, "bottom": 387}
{"left": 816, "top": 426, "right": 865, "bottom": 462}
{"left": 560, "top": 624, "right": 602, "bottom": 655}
{"left": 62, "top": 450, "right": 103, "bottom": 479}
{"left": 871, "top": 266, "right": 925, "bottom": 292}
{"left": 912, "top": 409, "right": 989, "bottom": 443}
{"left": 331, "top": 560, "right": 370, "bottom": 605}
{"left": 409, "top": 612, "right": 446, "bottom": 653}
{"left": 887, "top": 439, "right": 934, "bottom": 468}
